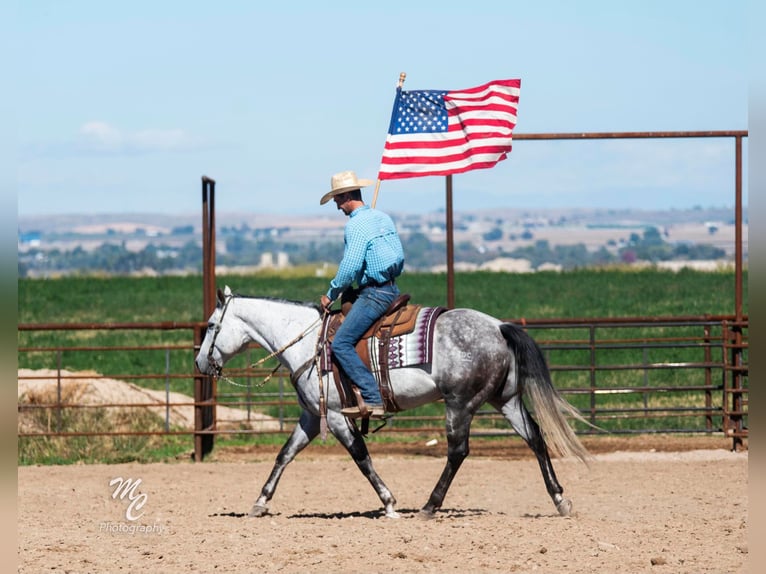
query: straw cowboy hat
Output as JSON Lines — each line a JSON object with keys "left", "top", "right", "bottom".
{"left": 320, "top": 170, "right": 374, "bottom": 205}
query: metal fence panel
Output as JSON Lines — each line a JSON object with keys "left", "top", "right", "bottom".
{"left": 17, "top": 316, "right": 748, "bottom": 461}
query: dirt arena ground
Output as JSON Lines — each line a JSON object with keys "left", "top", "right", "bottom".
{"left": 18, "top": 436, "right": 748, "bottom": 573}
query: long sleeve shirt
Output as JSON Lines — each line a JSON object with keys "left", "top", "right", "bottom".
{"left": 326, "top": 205, "right": 404, "bottom": 301}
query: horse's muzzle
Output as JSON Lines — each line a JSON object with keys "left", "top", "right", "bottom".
{"left": 196, "top": 356, "right": 222, "bottom": 377}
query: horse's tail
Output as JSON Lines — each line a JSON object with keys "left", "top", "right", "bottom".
{"left": 499, "top": 322, "right": 593, "bottom": 464}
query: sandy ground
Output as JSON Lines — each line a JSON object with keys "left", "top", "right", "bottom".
{"left": 18, "top": 436, "right": 748, "bottom": 574}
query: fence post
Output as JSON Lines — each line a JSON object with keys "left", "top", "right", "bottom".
{"left": 723, "top": 320, "right": 746, "bottom": 451}
{"left": 588, "top": 325, "right": 597, "bottom": 425}
{"left": 56, "top": 350, "right": 62, "bottom": 433}
{"left": 165, "top": 347, "right": 170, "bottom": 433}
{"left": 193, "top": 324, "right": 215, "bottom": 461}
{"left": 195, "top": 175, "right": 217, "bottom": 461}
{"left": 201, "top": 176, "right": 217, "bottom": 319}
{"left": 641, "top": 347, "right": 649, "bottom": 415}
{"left": 703, "top": 325, "right": 713, "bottom": 432}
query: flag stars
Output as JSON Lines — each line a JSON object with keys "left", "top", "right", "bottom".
{"left": 396, "top": 91, "right": 448, "bottom": 134}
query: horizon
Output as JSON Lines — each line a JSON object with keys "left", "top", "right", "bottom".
{"left": 16, "top": 204, "right": 747, "bottom": 237}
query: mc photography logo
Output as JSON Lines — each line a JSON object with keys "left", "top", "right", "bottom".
{"left": 99, "top": 476, "right": 167, "bottom": 535}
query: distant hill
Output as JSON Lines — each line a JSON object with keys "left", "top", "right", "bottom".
{"left": 17, "top": 206, "right": 747, "bottom": 277}
{"left": 17, "top": 206, "right": 745, "bottom": 234}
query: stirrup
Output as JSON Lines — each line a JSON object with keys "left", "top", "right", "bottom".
{"left": 340, "top": 405, "right": 386, "bottom": 419}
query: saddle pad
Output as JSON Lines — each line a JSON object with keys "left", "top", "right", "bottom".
{"left": 370, "top": 305, "right": 444, "bottom": 370}
{"left": 320, "top": 306, "right": 445, "bottom": 373}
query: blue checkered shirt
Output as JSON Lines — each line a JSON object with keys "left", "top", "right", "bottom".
{"left": 326, "top": 205, "right": 404, "bottom": 301}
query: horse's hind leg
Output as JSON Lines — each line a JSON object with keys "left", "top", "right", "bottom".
{"left": 490, "top": 396, "right": 573, "bottom": 516}
{"left": 249, "top": 410, "right": 320, "bottom": 517}
{"left": 420, "top": 405, "right": 473, "bottom": 518}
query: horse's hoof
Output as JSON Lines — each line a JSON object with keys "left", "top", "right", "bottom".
{"left": 249, "top": 505, "right": 268, "bottom": 517}
{"left": 556, "top": 498, "right": 573, "bottom": 517}
{"left": 382, "top": 502, "right": 400, "bottom": 518}
{"left": 418, "top": 509, "right": 436, "bottom": 521}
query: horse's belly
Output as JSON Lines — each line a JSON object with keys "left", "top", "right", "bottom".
{"left": 389, "top": 367, "right": 442, "bottom": 410}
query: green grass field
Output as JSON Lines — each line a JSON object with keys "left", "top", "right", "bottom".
{"left": 18, "top": 268, "right": 745, "bottom": 377}
{"left": 18, "top": 267, "right": 746, "bottom": 324}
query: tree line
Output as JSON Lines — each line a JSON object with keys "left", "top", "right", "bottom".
{"left": 18, "top": 226, "right": 726, "bottom": 277}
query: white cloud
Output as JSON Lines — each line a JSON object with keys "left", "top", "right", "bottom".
{"left": 79, "top": 121, "right": 123, "bottom": 148}
{"left": 76, "top": 121, "right": 203, "bottom": 154}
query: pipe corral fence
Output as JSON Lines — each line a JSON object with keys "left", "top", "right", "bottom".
{"left": 17, "top": 315, "right": 748, "bottom": 461}
{"left": 17, "top": 130, "right": 748, "bottom": 462}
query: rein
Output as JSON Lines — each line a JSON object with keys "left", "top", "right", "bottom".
{"left": 211, "top": 294, "right": 327, "bottom": 390}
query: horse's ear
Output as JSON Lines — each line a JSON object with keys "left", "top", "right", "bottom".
{"left": 224, "top": 285, "right": 232, "bottom": 297}
{"left": 217, "top": 288, "right": 225, "bottom": 304}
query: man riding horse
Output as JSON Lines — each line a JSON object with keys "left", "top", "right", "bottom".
{"left": 319, "top": 170, "right": 405, "bottom": 420}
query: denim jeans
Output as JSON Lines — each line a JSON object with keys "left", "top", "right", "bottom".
{"left": 331, "top": 283, "right": 399, "bottom": 405}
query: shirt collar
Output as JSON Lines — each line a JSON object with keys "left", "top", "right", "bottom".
{"left": 349, "top": 205, "right": 370, "bottom": 218}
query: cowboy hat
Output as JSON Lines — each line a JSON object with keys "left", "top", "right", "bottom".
{"left": 320, "top": 171, "right": 374, "bottom": 205}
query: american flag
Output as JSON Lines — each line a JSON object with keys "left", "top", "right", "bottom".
{"left": 378, "top": 78, "right": 521, "bottom": 180}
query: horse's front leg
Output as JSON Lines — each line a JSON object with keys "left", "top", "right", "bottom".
{"left": 249, "top": 410, "right": 320, "bottom": 517}
{"left": 328, "top": 412, "right": 399, "bottom": 518}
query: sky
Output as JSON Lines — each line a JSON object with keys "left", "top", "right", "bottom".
{"left": 11, "top": 0, "right": 751, "bottom": 219}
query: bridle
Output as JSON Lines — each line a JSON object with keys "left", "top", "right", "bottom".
{"left": 205, "top": 291, "right": 234, "bottom": 377}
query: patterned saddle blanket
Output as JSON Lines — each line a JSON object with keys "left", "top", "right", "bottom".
{"left": 319, "top": 302, "right": 446, "bottom": 412}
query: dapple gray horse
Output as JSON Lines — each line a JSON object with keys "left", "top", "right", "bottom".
{"left": 195, "top": 286, "right": 591, "bottom": 519}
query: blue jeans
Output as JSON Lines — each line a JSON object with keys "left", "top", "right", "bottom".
{"left": 332, "top": 284, "right": 399, "bottom": 405}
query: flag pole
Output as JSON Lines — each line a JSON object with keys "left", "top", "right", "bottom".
{"left": 446, "top": 174, "right": 455, "bottom": 309}
{"left": 371, "top": 72, "right": 406, "bottom": 209}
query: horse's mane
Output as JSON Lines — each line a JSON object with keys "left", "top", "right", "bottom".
{"left": 232, "top": 293, "right": 322, "bottom": 313}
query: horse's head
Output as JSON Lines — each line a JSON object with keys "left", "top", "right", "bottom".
{"left": 195, "top": 286, "right": 249, "bottom": 376}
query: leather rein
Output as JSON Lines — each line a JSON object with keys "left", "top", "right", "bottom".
{"left": 207, "top": 293, "right": 327, "bottom": 390}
